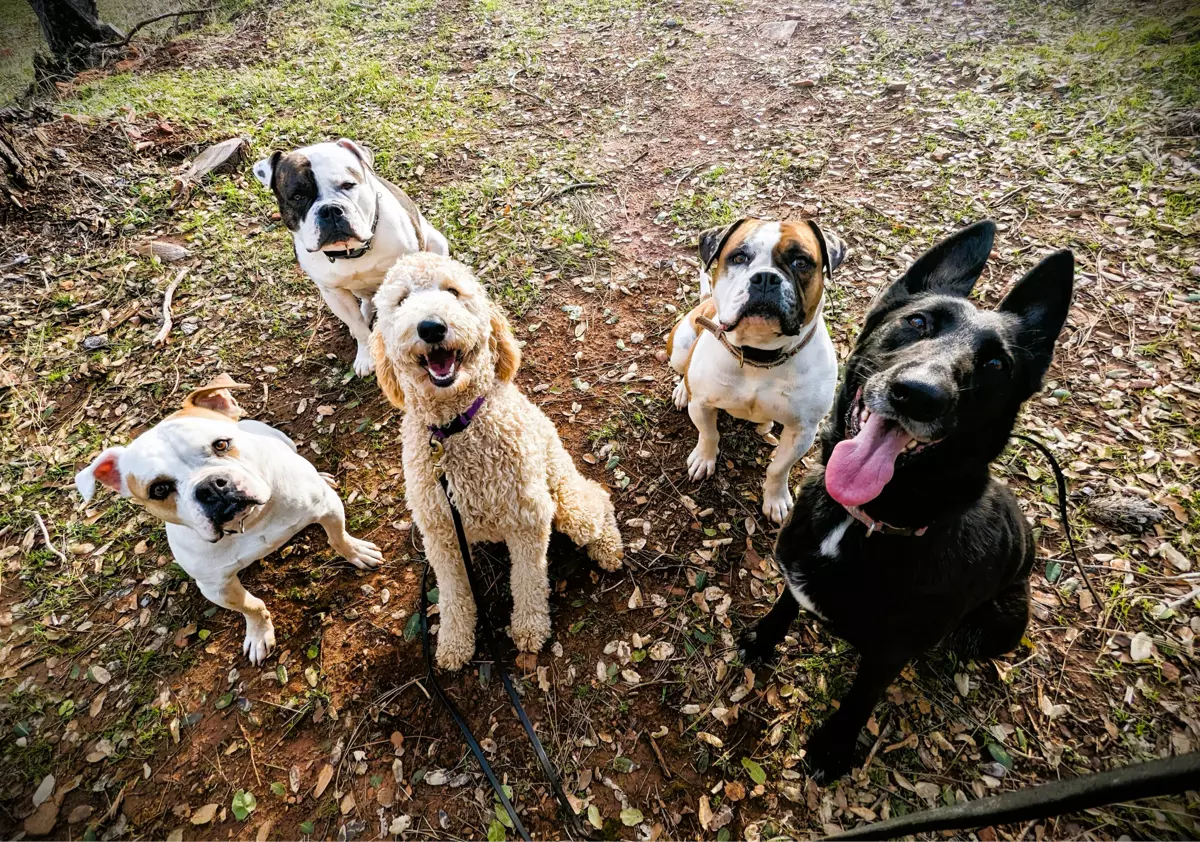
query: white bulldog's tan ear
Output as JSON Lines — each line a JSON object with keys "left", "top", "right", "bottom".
{"left": 489, "top": 303, "right": 521, "bottom": 383}
{"left": 370, "top": 330, "right": 404, "bottom": 410}
{"left": 76, "top": 446, "right": 127, "bottom": 501}
{"left": 182, "top": 373, "right": 250, "bottom": 419}
{"left": 336, "top": 138, "right": 375, "bottom": 171}
{"left": 252, "top": 151, "right": 281, "bottom": 189}
{"left": 807, "top": 220, "right": 848, "bottom": 278}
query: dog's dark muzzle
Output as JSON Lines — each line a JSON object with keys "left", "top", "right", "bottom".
{"left": 738, "top": 271, "right": 802, "bottom": 334}
{"left": 195, "top": 476, "right": 258, "bottom": 527}
{"left": 314, "top": 204, "right": 357, "bottom": 247}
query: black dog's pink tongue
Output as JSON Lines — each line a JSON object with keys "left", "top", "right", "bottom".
{"left": 825, "top": 413, "right": 913, "bottom": 507}
{"left": 427, "top": 349, "right": 455, "bottom": 377}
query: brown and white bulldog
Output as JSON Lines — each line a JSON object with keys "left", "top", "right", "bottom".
{"left": 666, "top": 218, "right": 846, "bottom": 523}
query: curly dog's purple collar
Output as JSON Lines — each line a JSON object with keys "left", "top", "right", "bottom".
{"left": 428, "top": 396, "right": 486, "bottom": 443}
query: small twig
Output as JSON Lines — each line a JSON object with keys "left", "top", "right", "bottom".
{"left": 153, "top": 267, "right": 190, "bottom": 346}
{"left": 531, "top": 181, "right": 606, "bottom": 208}
{"left": 102, "top": 7, "right": 216, "bottom": 48}
{"left": 645, "top": 733, "right": 672, "bottom": 779}
{"left": 32, "top": 512, "right": 68, "bottom": 565}
{"left": 1166, "top": 585, "right": 1200, "bottom": 611}
{"left": 238, "top": 720, "right": 263, "bottom": 787}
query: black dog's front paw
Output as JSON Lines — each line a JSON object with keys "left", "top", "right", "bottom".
{"left": 737, "top": 626, "right": 780, "bottom": 665}
{"left": 804, "top": 724, "right": 857, "bottom": 784}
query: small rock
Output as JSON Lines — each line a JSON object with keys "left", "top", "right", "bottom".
{"left": 663, "top": 17, "right": 681, "bottom": 28}
{"left": 82, "top": 335, "right": 109, "bottom": 352}
{"left": 886, "top": 81, "right": 908, "bottom": 93}
{"left": 67, "top": 805, "right": 93, "bottom": 824}
{"left": 930, "top": 147, "right": 951, "bottom": 163}
{"left": 24, "top": 800, "right": 59, "bottom": 837}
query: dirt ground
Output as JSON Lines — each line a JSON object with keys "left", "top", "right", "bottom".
{"left": 2, "top": 0, "right": 1199, "bottom": 839}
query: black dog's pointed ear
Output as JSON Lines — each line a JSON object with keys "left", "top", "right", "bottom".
{"left": 902, "top": 219, "right": 996, "bottom": 298}
{"left": 699, "top": 218, "right": 748, "bottom": 271}
{"left": 860, "top": 221, "right": 996, "bottom": 339}
{"left": 999, "top": 249, "right": 1075, "bottom": 390}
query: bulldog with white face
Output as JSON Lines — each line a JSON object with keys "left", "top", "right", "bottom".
{"left": 252, "top": 139, "right": 449, "bottom": 377}
{"left": 75, "top": 375, "right": 383, "bottom": 664}
{"left": 667, "top": 218, "right": 847, "bottom": 523}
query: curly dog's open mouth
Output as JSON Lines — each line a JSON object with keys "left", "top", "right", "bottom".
{"left": 419, "top": 347, "right": 462, "bottom": 387}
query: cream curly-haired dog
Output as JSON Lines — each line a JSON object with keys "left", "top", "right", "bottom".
{"left": 371, "top": 253, "right": 623, "bottom": 670}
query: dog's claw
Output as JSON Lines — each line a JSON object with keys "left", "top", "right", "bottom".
{"left": 510, "top": 612, "right": 551, "bottom": 654}
{"left": 672, "top": 378, "right": 689, "bottom": 411}
{"left": 342, "top": 536, "right": 383, "bottom": 570}
{"left": 762, "top": 484, "right": 793, "bottom": 523}
{"left": 687, "top": 444, "right": 718, "bottom": 481}
{"left": 319, "top": 471, "right": 338, "bottom": 489}
{"left": 243, "top": 620, "right": 276, "bottom": 665}
{"left": 353, "top": 343, "right": 375, "bottom": 377}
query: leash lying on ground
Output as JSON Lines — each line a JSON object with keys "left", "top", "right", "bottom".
{"left": 1011, "top": 433, "right": 1104, "bottom": 609}
{"left": 417, "top": 421, "right": 586, "bottom": 841}
{"left": 824, "top": 752, "right": 1200, "bottom": 840}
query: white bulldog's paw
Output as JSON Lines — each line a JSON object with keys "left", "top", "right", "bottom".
{"left": 510, "top": 611, "right": 551, "bottom": 654}
{"left": 672, "top": 378, "right": 689, "bottom": 410}
{"left": 435, "top": 631, "right": 475, "bottom": 672}
{"left": 756, "top": 421, "right": 779, "bottom": 446}
{"left": 243, "top": 620, "right": 276, "bottom": 665}
{"left": 762, "top": 484, "right": 794, "bottom": 524}
{"left": 341, "top": 535, "right": 383, "bottom": 570}
{"left": 687, "top": 443, "right": 718, "bottom": 481}
{"left": 353, "top": 343, "right": 375, "bottom": 377}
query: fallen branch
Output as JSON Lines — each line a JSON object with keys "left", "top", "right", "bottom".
{"left": 1167, "top": 585, "right": 1200, "bottom": 611}
{"left": 102, "top": 7, "right": 216, "bottom": 48}
{"left": 153, "top": 267, "right": 190, "bottom": 346}
{"left": 531, "top": 181, "right": 606, "bottom": 207}
{"left": 32, "top": 511, "right": 68, "bottom": 565}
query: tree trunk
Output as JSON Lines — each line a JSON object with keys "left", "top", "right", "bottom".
{"left": 25, "top": 0, "right": 124, "bottom": 65}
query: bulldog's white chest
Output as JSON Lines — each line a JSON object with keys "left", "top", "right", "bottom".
{"left": 687, "top": 329, "right": 837, "bottom": 425}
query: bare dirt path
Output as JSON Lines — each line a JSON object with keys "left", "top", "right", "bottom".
{"left": 1, "top": 0, "right": 1198, "bottom": 839}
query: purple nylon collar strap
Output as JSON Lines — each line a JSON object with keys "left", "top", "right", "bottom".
{"left": 844, "top": 503, "right": 928, "bottom": 538}
{"left": 428, "top": 396, "right": 486, "bottom": 443}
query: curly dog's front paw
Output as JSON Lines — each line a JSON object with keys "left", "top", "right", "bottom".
{"left": 588, "top": 532, "right": 624, "bottom": 572}
{"left": 510, "top": 611, "right": 551, "bottom": 654}
{"left": 435, "top": 632, "right": 475, "bottom": 671}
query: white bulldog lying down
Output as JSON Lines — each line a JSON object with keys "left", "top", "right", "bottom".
{"left": 75, "top": 374, "right": 382, "bottom": 664}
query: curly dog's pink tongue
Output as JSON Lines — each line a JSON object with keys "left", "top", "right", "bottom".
{"left": 825, "top": 413, "right": 913, "bottom": 507}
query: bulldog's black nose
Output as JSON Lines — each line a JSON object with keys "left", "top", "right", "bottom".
{"left": 889, "top": 377, "right": 952, "bottom": 422}
{"left": 195, "top": 476, "right": 250, "bottom": 523}
{"left": 317, "top": 204, "right": 344, "bottom": 221}
{"left": 749, "top": 271, "right": 783, "bottom": 288}
{"left": 417, "top": 318, "right": 447, "bottom": 344}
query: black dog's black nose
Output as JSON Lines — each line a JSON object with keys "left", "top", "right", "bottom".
{"left": 889, "top": 378, "right": 951, "bottom": 422}
{"left": 317, "top": 204, "right": 344, "bottom": 221}
{"left": 749, "top": 271, "right": 782, "bottom": 288}
{"left": 417, "top": 319, "right": 447, "bottom": 344}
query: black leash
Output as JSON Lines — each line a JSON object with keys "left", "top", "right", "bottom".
{"left": 823, "top": 751, "right": 1200, "bottom": 840}
{"left": 418, "top": 432, "right": 587, "bottom": 839}
{"left": 1011, "top": 433, "right": 1104, "bottom": 609}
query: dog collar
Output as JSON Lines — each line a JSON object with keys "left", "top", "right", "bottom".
{"left": 844, "top": 503, "right": 928, "bottom": 538}
{"left": 428, "top": 396, "right": 486, "bottom": 443}
{"left": 695, "top": 299, "right": 824, "bottom": 369}
{"left": 324, "top": 191, "right": 383, "bottom": 263}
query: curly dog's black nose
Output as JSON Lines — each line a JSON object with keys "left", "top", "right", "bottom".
{"left": 417, "top": 319, "right": 447, "bottom": 344}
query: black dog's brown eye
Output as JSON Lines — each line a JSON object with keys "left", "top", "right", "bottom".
{"left": 907, "top": 314, "right": 928, "bottom": 331}
{"left": 986, "top": 358, "right": 1004, "bottom": 370}
{"left": 213, "top": 439, "right": 231, "bottom": 454}
{"left": 291, "top": 192, "right": 305, "bottom": 202}
{"left": 149, "top": 481, "right": 175, "bottom": 501}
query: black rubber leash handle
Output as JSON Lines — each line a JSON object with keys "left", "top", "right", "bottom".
{"left": 823, "top": 752, "right": 1200, "bottom": 840}
{"left": 1010, "top": 433, "right": 1104, "bottom": 609}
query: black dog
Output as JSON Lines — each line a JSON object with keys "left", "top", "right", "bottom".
{"left": 739, "top": 220, "right": 1074, "bottom": 783}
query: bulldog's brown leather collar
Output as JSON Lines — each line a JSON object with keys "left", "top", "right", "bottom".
{"left": 695, "top": 298, "right": 824, "bottom": 369}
